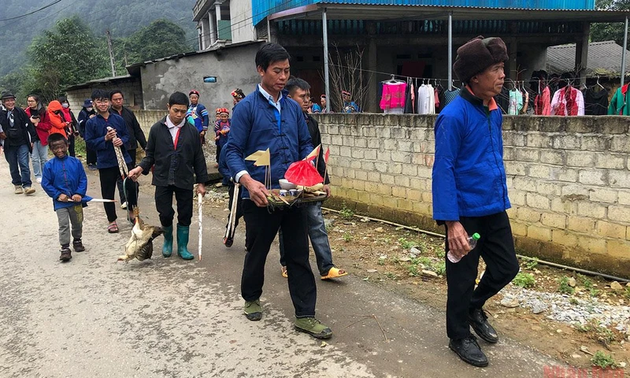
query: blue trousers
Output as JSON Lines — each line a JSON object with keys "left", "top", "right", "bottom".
{"left": 4, "top": 144, "right": 32, "bottom": 187}
{"left": 279, "top": 201, "right": 334, "bottom": 276}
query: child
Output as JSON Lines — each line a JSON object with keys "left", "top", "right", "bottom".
{"left": 214, "top": 108, "right": 230, "bottom": 167}
{"left": 41, "top": 133, "right": 88, "bottom": 262}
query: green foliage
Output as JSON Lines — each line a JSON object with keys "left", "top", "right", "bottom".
{"left": 342, "top": 233, "right": 353, "bottom": 242}
{"left": 339, "top": 204, "right": 355, "bottom": 220}
{"left": 577, "top": 274, "right": 594, "bottom": 289}
{"left": 512, "top": 273, "right": 536, "bottom": 288}
{"left": 123, "top": 20, "right": 190, "bottom": 64}
{"left": 0, "top": 0, "right": 197, "bottom": 78}
{"left": 590, "top": 0, "right": 630, "bottom": 44}
{"left": 625, "top": 286, "right": 630, "bottom": 299}
{"left": 591, "top": 350, "right": 617, "bottom": 369}
{"left": 524, "top": 257, "right": 539, "bottom": 270}
{"left": 398, "top": 237, "right": 417, "bottom": 250}
{"left": 558, "top": 276, "right": 575, "bottom": 295}
{"left": 27, "top": 16, "right": 109, "bottom": 101}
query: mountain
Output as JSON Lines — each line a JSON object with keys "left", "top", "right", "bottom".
{"left": 0, "top": 0, "right": 198, "bottom": 77}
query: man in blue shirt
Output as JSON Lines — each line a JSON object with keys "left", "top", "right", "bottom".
{"left": 225, "top": 43, "right": 332, "bottom": 339}
{"left": 432, "top": 36, "right": 519, "bottom": 368}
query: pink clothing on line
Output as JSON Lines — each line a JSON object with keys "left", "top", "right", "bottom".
{"left": 380, "top": 82, "right": 407, "bottom": 110}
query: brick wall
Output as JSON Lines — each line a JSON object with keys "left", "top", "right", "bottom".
{"left": 317, "top": 113, "right": 630, "bottom": 278}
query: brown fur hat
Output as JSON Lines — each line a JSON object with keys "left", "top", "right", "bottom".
{"left": 453, "top": 36, "right": 508, "bottom": 83}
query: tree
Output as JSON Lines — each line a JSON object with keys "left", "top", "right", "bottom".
{"left": 27, "top": 16, "right": 109, "bottom": 101}
{"left": 590, "top": 0, "right": 630, "bottom": 45}
{"left": 124, "top": 19, "right": 191, "bottom": 64}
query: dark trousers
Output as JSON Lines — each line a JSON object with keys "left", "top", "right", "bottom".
{"left": 445, "top": 211, "right": 519, "bottom": 340}
{"left": 155, "top": 185, "right": 193, "bottom": 227}
{"left": 117, "top": 150, "right": 136, "bottom": 203}
{"left": 242, "top": 200, "right": 317, "bottom": 318}
{"left": 86, "top": 145, "right": 97, "bottom": 165}
{"left": 99, "top": 167, "right": 120, "bottom": 222}
{"left": 68, "top": 135, "right": 75, "bottom": 157}
{"left": 215, "top": 144, "right": 222, "bottom": 164}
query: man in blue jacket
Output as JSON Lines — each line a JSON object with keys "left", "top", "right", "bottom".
{"left": 85, "top": 89, "right": 132, "bottom": 234}
{"left": 224, "top": 43, "right": 332, "bottom": 339}
{"left": 432, "top": 36, "right": 519, "bottom": 367}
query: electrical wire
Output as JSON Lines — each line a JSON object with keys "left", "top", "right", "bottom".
{"left": 0, "top": 0, "right": 62, "bottom": 22}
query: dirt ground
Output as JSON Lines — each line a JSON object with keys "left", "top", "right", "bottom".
{"left": 201, "top": 185, "right": 630, "bottom": 374}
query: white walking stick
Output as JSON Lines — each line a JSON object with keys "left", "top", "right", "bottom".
{"left": 224, "top": 183, "right": 240, "bottom": 241}
{"left": 198, "top": 193, "right": 203, "bottom": 261}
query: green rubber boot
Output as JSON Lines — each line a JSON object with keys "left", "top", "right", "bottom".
{"left": 177, "top": 224, "right": 194, "bottom": 260}
{"left": 162, "top": 225, "right": 173, "bottom": 257}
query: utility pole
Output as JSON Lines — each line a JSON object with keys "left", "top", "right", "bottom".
{"left": 106, "top": 30, "right": 116, "bottom": 77}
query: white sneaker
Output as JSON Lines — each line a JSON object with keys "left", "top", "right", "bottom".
{"left": 36, "top": 177, "right": 42, "bottom": 184}
{"left": 121, "top": 201, "right": 128, "bottom": 209}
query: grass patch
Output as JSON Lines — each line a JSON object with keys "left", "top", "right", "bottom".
{"left": 398, "top": 237, "right": 417, "bottom": 250}
{"left": 512, "top": 272, "right": 535, "bottom": 288}
{"left": 558, "top": 276, "right": 575, "bottom": 295}
{"left": 591, "top": 351, "right": 617, "bottom": 369}
{"left": 524, "top": 257, "right": 539, "bottom": 270}
{"left": 339, "top": 203, "right": 355, "bottom": 220}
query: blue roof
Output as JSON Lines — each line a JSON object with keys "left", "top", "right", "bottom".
{"left": 252, "top": 0, "right": 596, "bottom": 25}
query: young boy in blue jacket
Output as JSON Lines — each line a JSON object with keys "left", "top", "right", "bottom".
{"left": 42, "top": 133, "right": 88, "bottom": 262}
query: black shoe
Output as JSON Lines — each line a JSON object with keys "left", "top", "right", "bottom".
{"left": 59, "top": 247, "right": 72, "bottom": 262}
{"left": 469, "top": 308, "right": 498, "bottom": 344}
{"left": 449, "top": 336, "right": 489, "bottom": 367}
{"left": 73, "top": 239, "right": 85, "bottom": 252}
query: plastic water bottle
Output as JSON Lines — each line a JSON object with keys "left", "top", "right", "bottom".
{"left": 447, "top": 233, "right": 480, "bottom": 263}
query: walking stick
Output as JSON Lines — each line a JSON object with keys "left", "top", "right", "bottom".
{"left": 224, "top": 182, "right": 240, "bottom": 241}
{"left": 198, "top": 193, "right": 203, "bottom": 261}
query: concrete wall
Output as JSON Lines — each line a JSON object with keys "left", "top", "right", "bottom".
{"left": 316, "top": 113, "right": 630, "bottom": 278}
{"left": 139, "top": 42, "right": 262, "bottom": 110}
{"left": 65, "top": 79, "right": 143, "bottom": 112}
{"left": 230, "top": 0, "right": 256, "bottom": 43}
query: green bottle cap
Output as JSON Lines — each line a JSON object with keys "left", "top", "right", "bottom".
{"left": 472, "top": 233, "right": 480, "bottom": 240}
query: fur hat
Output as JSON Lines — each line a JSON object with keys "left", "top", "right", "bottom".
{"left": 453, "top": 36, "right": 508, "bottom": 84}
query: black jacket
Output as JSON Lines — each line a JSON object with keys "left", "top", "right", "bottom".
{"left": 306, "top": 113, "right": 329, "bottom": 184}
{"left": 138, "top": 116, "right": 208, "bottom": 190}
{"left": 0, "top": 107, "right": 38, "bottom": 152}
{"left": 112, "top": 106, "right": 147, "bottom": 150}
{"left": 77, "top": 107, "right": 96, "bottom": 137}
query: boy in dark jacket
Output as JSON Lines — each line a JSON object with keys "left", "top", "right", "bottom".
{"left": 42, "top": 133, "right": 88, "bottom": 262}
{"left": 85, "top": 89, "right": 132, "bottom": 234}
{"left": 128, "top": 92, "right": 208, "bottom": 260}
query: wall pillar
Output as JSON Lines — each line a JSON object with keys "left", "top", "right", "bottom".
{"left": 367, "top": 37, "right": 378, "bottom": 113}
{"left": 576, "top": 22, "right": 590, "bottom": 86}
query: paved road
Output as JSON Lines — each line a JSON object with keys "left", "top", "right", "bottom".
{"left": 0, "top": 159, "right": 565, "bottom": 377}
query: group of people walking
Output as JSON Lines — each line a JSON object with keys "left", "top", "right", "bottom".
{"left": 2, "top": 37, "right": 520, "bottom": 367}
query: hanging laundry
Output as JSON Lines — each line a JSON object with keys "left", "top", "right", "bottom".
{"left": 379, "top": 81, "right": 407, "bottom": 113}
{"left": 551, "top": 85, "right": 584, "bottom": 116}
{"left": 607, "top": 83, "right": 629, "bottom": 115}
{"left": 507, "top": 89, "right": 523, "bottom": 115}
{"left": 417, "top": 83, "right": 435, "bottom": 115}
{"left": 534, "top": 86, "right": 551, "bottom": 115}
{"left": 583, "top": 87, "right": 609, "bottom": 115}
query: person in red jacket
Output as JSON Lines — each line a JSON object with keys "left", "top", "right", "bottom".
{"left": 47, "top": 100, "right": 71, "bottom": 136}
{"left": 58, "top": 96, "right": 78, "bottom": 157}
{"left": 25, "top": 94, "right": 52, "bottom": 184}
